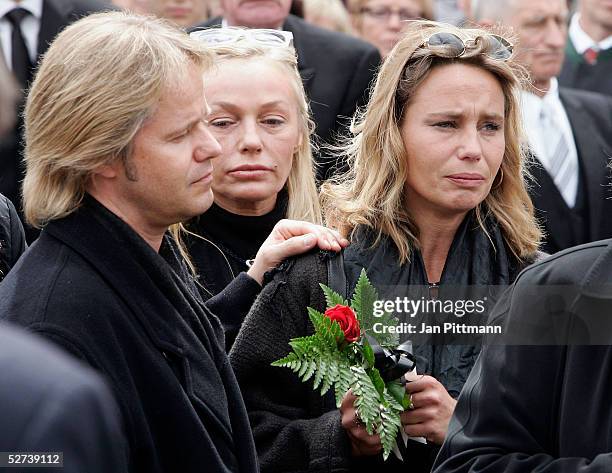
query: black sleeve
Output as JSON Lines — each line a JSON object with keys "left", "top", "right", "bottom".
{"left": 229, "top": 253, "right": 356, "bottom": 473}
{"left": 433, "top": 259, "right": 612, "bottom": 473}
{"left": 204, "top": 272, "right": 262, "bottom": 351}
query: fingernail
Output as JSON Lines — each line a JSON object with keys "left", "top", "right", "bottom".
{"left": 303, "top": 234, "right": 314, "bottom": 246}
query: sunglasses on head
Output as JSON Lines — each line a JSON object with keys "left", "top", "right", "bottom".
{"left": 418, "top": 32, "right": 513, "bottom": 61}
{"left": 190, "top": 27, "right": 294, "bottom": 48}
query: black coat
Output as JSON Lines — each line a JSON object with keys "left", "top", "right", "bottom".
{"left": 0, "top": 197, "right": 258, "bottom": 473}
{"left": 0, "top": 193, "right": 25, "bottom": 281}
{"left": 0, "top": 322, "right": 127, "bottom": 473}
{"left": 230, "top": 214, "right": 532, "bottom": 473}
{"left": 193, "top": 15, "right": 381, "bottom": 180}
{"left": 433, "top": 239, "right": 612, "bottom": 472}
{"left": 527, "top": 87, "right": 612, "bottom": 254}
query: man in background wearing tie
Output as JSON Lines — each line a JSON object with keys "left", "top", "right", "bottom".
{"left": 559, "top": 0, "right": 612, "bottom": 96}
{"left": 472, "top": 0, "right": 612, "bottom": 254}
{"left": 0, "top": 0, "right": 109, "bottom": 241}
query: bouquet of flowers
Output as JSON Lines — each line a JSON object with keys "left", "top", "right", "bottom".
{"left": 272, "top": 269, "right": 413, "bottom": 459}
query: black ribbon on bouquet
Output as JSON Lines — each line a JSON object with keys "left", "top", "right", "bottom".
{"left": 368, "top": 336, "right": 416, "bottom": 382}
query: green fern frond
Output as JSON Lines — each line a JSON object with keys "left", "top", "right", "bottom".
{"left": 351, "top": 269, "right": 378, "bottom": 330}
{"left": 319, "top": 283, "right": 348, "bottom": 307}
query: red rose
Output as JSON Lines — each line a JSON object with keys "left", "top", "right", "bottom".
{"left": 324, "top": 304, "right": 361, "bottom": 343}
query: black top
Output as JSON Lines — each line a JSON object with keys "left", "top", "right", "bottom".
{"left": 187, "top": 191, "right": 288, "bottom": 349}
{"left": 189, "top": 192, "right": 288, "bottom": 295}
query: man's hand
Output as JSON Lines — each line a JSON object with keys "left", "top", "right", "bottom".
{"left": 340, "top": 390, "right": 382, "bottom": 457}
{"left": 401, "top": 374, "right": 457, "bottom": 445}
{"left": 247, "top": 219, "right": 349, "bottom": 285}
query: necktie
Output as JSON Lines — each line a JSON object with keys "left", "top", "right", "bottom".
{"left": 5, "top": 7, "right": 33, "bottom": 89}
{"left": 584, "top": 47, "right": 599, "bottom": 65}
{"left": 540, "top": 103, "right": 578, "bottom": 208}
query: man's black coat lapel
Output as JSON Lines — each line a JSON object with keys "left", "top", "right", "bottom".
{"left": 560, "top": 88, "right": 611, "bottom": 242}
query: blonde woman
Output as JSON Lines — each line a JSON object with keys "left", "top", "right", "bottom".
{"left": 231, "top": 20, "right": 542, "bottom": 472}
{"left": 348, "top": 0, "right": 433, "bottom": 57}
{"left": 188, "top": 28, "right": 325, "bottom": 348}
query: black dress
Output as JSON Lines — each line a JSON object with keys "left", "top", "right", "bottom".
{"left": 188, "top": 191, "right": 288, "bottom": 349}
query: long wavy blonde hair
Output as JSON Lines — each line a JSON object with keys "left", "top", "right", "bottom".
{"left": 321, "top": 20, "right": 541, "bottom": 263}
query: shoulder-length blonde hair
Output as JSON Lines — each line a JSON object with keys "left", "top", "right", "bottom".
{"left": 23, "top": 12, "right": 213, "bottom": 228}
{"left": 321, "top": 20, "right": 541, "bottom": 263}
{"left": 194, "top": 33, "right": 322, "bottom": 224}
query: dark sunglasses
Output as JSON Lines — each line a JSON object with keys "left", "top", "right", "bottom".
{"left": 418, "top": 32, "right": 513, "bottom": 61}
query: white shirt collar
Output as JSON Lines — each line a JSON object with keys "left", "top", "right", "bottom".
{"left": 0, "top": 0, "right": 43, "bottom": 20}
{"left": 569, "top": 12, "right": 612, "bottom": 53}
{"left": 521, "top": 77, "right": 560, "bottom": 114}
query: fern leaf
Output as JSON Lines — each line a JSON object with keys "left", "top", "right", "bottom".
{"left": 350, "top": 366, "right": 381, "bottom": 435}
{"left": 379, "top": 403, "right": 403, "bottom": 460}
{"left": 313, "top": 357, "right": 327, "bottom": 389}
{"left": 351, "top": 269, "right": 378, "bottom": 330}
{"left": 319, "top": 283, "right": 348, "bottom": 307}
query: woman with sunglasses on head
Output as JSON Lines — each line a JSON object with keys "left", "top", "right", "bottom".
{"left": 230, "top": 20, "right": 543, "bottom": 472}
{"left": 348, "top": 0, "right": 434, "bottom": 58}
{"left": 186, "top": 28, "right": 338, "bottom": 350}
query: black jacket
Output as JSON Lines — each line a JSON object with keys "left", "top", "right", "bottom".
{"left": 0, "top": 193, "right": 26, "bottom": 281}
{"left": 0, "top": 197, "right": 258, "bottom": 473}
{"left": 433, "top": 239, "right": 612, "bottom": 473}
{"left": 527, "top": 87, "right": 612, "bottom": 254}
{"left": 230, "top": 214, "right": 532, "bottom": 473}
{"left": 193, "top": 15, "right": 381, "bottom": 180}
{"left": 0, "top": 323, "right": 127, "bottom": 473}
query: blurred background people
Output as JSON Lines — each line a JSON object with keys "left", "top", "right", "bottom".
{"left": 302, "top": 0, "right": 353, "bottom": 34}
{"left": 150, "top": 0, "right": 209, "bottom": 27}
{"left": 192, "top": 0, "right": 381, "bottom": 181}
{"left": 559, "top": 0, "right": 612, "bottom": 96}
{"left": 0, "top": 0, "right": 110, "bottom": 243}
{"left": 347, "top": 0, "right": 433, "bottom": 57}
{"left": 473, "top": 0, "right": 612, "bottom": 255}
{"left": 186, "top": 27, "right": 324, "bottom": 349}
{"left": 231, "top": 20, "right": 541, "bottom": 473}
{"left": 111, "top": 0, "right": 150, "bottom": 14}
{"left": 431, "top": 0, "right": 462, "bottom": 23}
